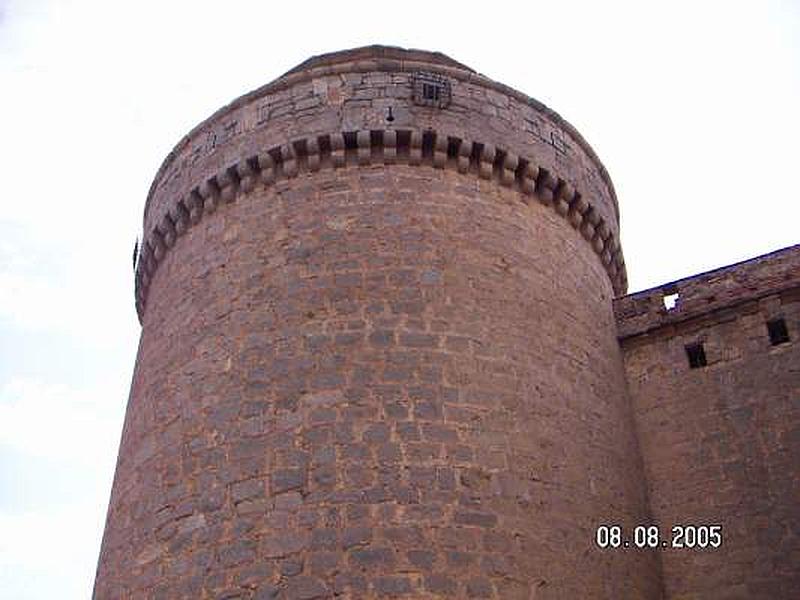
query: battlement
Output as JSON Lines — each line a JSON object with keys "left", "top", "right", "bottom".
{"left": 614, "top": 243, "right": 800, "bottom": 339}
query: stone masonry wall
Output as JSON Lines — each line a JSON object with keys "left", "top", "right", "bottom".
{"left": 616, "top": 245, "right": 800, "bottom": 598}
{"left": 97, "top": 165, "right": 660, "bottom": 598}
{"left": 95, "top": 48, "right": 660, "bottom": 599}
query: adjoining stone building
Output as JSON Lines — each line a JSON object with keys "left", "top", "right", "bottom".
{"left": 94, "top": 46, "right": 799, "bottom": 599}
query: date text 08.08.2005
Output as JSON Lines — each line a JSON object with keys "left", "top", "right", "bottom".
{"left": 595, "top": 525, "right": 722, "bottom": 550}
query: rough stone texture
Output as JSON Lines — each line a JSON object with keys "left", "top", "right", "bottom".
{"left": 95, "top": 45, "right": 799, "bottom": 599}
{"left": 616, "top": 245, "right": 800, "bottom": 599}
{"left": 133, "top": 47, "right": 627, "bottom": 320}
{"left": 97, "top": 158, "right": 657, "bottom": 597}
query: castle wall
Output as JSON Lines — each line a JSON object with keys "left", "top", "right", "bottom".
{"left": 95, "top": 48, "right": 661, "bottom": 598}
{"left": 615, "top": 245, "right": 800, "bottom": 598}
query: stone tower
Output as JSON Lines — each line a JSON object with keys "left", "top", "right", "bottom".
{"left": 94, "top": 46, "right": 662, "bottom": 598}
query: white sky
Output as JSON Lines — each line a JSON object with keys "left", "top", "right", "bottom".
{"left": 1, "top": 0, "right": 798, "bottom": 597}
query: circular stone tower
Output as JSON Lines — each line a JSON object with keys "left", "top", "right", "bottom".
{"left": 95, "top": 46, "right": 661, "bottom": 599}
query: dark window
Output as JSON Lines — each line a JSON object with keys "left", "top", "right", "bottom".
{"left": 686, "top": 343, "right": 707, "bottom": 369}
{"left": 767, "top": 318, "right": 790, "bottom": 346}
{"left": 412, "top": 72, "right": 451, "bottom": 108}
{"left": 423, "top": 83, "right": 440, "bottom": 102}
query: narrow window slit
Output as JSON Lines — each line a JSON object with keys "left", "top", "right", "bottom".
{"left": 686, "top": 343, "right": 707, "bottom": 369}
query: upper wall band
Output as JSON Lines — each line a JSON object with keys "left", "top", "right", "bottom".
{"left": 144, "top": 48, "right": 620, "bottom": 228}
{"left": 134, "top": 127, "right": 628, "bottom": 323}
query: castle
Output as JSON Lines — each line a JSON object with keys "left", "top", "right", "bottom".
{"left": 94, "top": 46, "right": 799, "bottom": 599}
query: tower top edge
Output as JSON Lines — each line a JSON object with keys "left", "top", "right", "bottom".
{"left": 281, "top": 45, "right": 477, "bottom": 77}
{"left": 144, "top": 45, "right": 618, "bottom": 222}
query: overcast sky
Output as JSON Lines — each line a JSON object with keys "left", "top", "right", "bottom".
{"left": 1, "top": 0, "right": 798, "bottom": 597}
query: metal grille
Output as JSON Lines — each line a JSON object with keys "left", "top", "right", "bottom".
{"left": 412, "top": 72, "right": 452, "bottom": 108}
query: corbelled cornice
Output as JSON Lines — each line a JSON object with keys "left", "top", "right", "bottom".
{"left": 135, "top": 128, "right": 627, "bottom": 323}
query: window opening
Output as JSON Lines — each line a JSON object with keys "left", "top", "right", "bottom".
{"left": 663, "top": 292, "right": 679, "bottom": 311}
{"left": 767, "top": 318, "right": 790, "bottom": 346}
{"left": 412, "top": 72, "right": 452, "bottom": 109}
{"left": 686, "top": 343, "right": 707, "bottom": 369}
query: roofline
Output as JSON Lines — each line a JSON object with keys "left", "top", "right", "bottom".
{"left": 623, "top": 242, "right": 800, "bottom": 299}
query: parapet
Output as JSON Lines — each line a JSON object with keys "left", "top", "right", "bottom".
{"left": 614, "top": 243, "right": 800, "bottom": 339}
